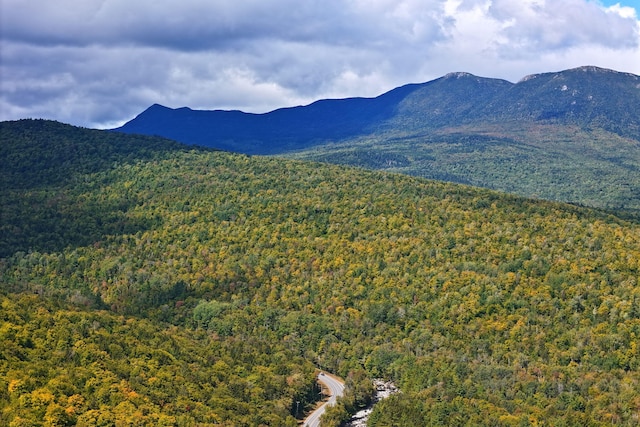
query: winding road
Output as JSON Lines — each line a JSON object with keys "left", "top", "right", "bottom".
{"left": 303, "top": 373, "right": 345, "bottom": 427}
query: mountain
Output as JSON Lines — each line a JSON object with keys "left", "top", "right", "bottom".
{"left": 2, "top": 120, "right": 640, "bottom": 426}
{"left": 296, "top": 68, "right": 640, "bottom": 214}
{"left": 115, "top": 66, "right": 640, "bottom": 152}
{"left": 113, "top": 66, "right": 640, "bottom": 212}
{"left": 389, "top": 66, "right": 640, "bottom": 135}
{"left": 113, "top": 82, "right": 422, "bottom": 154}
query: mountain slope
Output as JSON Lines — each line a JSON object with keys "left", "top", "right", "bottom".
{"left": 2, "top": 121, "right": 640, "bottom": 426}
{"left": 114, "top": 82, "right": 424, "bottom": 154}
{"left": 113, "top": 66, "right": 640, "bottom": 212}
{"left": 291, "top": 123, "right": 640, "bottom": 213}
{"left": 383, "top": 71, "right": 515, "bottom": 130}
{"left": 0, "top": 119, "right": 200, "bottom": 257}
{"left": 1, "top": 119, "right": 192, "bottom": 190}
{"left": 293, "top": 67, "right": 640, "bottom": 212}
{"left": 491, "top": 66, "right": 640, "bottom": 137}
{"left": 115, "top": 66, "right": 640, "bottom": 151}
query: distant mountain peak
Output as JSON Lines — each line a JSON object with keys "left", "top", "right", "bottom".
{"left": 148, "top": 103, "right": 171, "bottom": 110}
{"left": 443, "top": 72, "right": 477, "bottom": 79}
{"left": 570, "top": 65, "right": 616, "bottom": 73}
{"left": 518, "top": 73, "right": 540, "bottom": 83}
{"left": 518, "top": 65, "right": 629, "bottom": 83}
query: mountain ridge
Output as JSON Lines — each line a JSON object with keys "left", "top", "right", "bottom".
{"left": 116, "top": 81, "right": 428, "bottom": 153}
{"left": 114, "top": 65, "right": 640, "bottom": 153}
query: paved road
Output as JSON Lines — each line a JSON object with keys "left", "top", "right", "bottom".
{"left": 303, "top": 373, "right": 345, "bottom": 427}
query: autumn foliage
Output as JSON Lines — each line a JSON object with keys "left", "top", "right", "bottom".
{"left": 1, "top": 120, "right": 639, "bottom": 425}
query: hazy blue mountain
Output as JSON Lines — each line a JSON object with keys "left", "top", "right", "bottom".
{"left": 113, "top": 83, "right": 423, "bottom": 154}
{"left": 114, "top": 66, "right": 640, "bottom": 154}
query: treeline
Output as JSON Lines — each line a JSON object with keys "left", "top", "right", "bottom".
{"left": 2, "top": 121, "right": 640, "bottom": 425}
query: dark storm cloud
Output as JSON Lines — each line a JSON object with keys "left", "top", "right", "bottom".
{"left": 1, "top": 0, "right": 638, "bottom": 128}
{"left": 2, "top": 0, "right": 442, "bottom": 50}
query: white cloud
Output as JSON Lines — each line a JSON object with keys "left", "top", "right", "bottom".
{"left": 1, "top": 0, "right": 638, "bottom": 128}
{"left": 603, "top": 2, "right": 638, "bottom": 19}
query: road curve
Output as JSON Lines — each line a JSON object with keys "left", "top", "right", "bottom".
{"left": 303, "top": 373, "right": 345, "bottom": 427}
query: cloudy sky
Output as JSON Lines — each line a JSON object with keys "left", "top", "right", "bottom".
{"left": 1, "top": 0, "right": 639, "bottom": 129}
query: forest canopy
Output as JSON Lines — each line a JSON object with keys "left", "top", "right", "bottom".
{"left": 1, "top": 120, "right": 639, "bottom": 426}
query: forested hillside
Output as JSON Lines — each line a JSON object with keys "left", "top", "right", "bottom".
{"left": 290, "top": 123, "right": 640, "bottom": 214}
{"left": 0, "top": 119, "right": 198, "bottom": 257}
{"left": 2, "top": 120, "right": 640, "bottom": 426}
